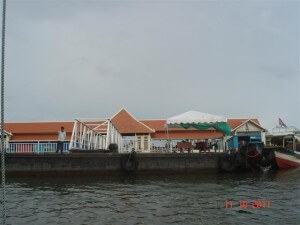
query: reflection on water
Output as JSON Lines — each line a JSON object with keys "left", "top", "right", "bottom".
{"left": 4, "top": 169, "right": 300, "bottom": 225}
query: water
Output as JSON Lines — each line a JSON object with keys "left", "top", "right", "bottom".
{"left": 3, "top": 169, "right": 300, "bottom": 225}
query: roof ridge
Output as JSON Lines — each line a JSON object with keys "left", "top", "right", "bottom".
{"left": 110, "top": 107, "right": 126, "bottom": 120}
{"left": 232, "top": 119, "right": 265, "bottom": 131}
{"left": 122, "top": 109, "right": 155, "bottom": 133}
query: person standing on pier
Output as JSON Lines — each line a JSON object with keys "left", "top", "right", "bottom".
{"left": 56, "top": 126, "right": 66, "bottom": 154}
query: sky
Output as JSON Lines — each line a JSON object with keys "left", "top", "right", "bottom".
{"left": 3, "top": 0, "right": 300, "bottom": 131}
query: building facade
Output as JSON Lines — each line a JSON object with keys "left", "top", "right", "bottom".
{"left": 3, "top": 108, "right": 266, "bottom": 153}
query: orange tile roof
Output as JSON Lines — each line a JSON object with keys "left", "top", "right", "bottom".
{"left": 4, "top": 122, "right": 74, "bottom": 141}
{"left": 111, "top": 108, "right": 155, "bottom": 134}
{"left": 140, "top": 120, "right": 166, "bottom": 131}
{"left": 4, "top": 122, "right": 74, "bottom": 134}
{"left": 227, "top": 118, "right": 260, "bottom": 130}
{"left": 3, "top": 114, "right": 262, "bottom": 141}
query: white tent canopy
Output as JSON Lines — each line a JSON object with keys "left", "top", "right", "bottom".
{"left": 166, "top": 111, "right": 227, "bottom": 125}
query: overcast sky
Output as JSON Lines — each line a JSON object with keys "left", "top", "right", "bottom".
{"left": 4, "top": 0, "right": 300, "bottom": 130}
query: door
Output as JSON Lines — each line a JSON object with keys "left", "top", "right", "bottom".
{"left": 135, "top": 135, "right": 150, "bottom": 151}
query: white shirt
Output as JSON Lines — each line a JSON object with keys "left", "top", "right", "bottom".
{"left": 58, "top": 131, "right": 66, "bottom": 142}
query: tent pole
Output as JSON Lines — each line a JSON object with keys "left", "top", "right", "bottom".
{"left": 166, "top": 124, "right": 170, "bottom": 153}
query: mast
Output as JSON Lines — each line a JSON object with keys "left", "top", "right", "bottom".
{"left": 1, "top": 0, "right": 7, "bottom": 224}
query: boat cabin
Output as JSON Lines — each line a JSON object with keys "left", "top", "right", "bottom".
{"left": 266, "top": 133, "right": 300, "bottom": 152}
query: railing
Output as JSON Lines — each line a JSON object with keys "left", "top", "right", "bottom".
{"left": 122, "top": 138, "right": 153, "bottom": 153}
{"left": 69, "top": 119, "right": 123, "bottom": 151}
{"left": 6, "top": 140, "right": 224, "bottom": 154}
{"left": 6, "top": 142, "right": 70, "bottom": 154}
{"left": 151, "top": 139, "right": 225, "bottom": 153}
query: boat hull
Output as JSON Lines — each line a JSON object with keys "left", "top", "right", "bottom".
{"left": 275, "top": 151, "right": 300, "bottom": 169}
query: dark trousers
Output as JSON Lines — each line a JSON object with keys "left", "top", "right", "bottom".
{"left": 56, "top": 141, "right": 64, "bottom": 154}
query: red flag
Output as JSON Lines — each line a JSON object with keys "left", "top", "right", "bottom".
{"left": 279, "top": 118, "right": 287, "bottom": 127}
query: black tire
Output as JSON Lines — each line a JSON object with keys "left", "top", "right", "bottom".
{"left": 266, "top": 150, "right": 278, "bottom": 169}
{"left": 120, "top": 152, "right": 139, "bottom": 172}
{"left": 218, "top": 155, "right": 237, "bottom": 172}
{"left": 108, "top": 143, "right": 118, "bottom": 152}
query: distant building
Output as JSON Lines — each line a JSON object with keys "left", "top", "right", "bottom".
{"left": 3, "top": 108, "right": 266, "bottom": 153}
{"left": 226, "top": 119, "right": 266, "bottom": 150}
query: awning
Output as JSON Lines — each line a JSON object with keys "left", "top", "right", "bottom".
{"left": 166, "top": 111, "right": 231, "bottom": 136}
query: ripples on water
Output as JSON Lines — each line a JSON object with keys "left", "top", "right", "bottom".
{"left": 3, "top": 169, "right": 300, "bottom": 225}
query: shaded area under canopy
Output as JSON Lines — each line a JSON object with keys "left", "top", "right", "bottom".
{"left": 166, "top": 111, "right": 231, "bottom": 136}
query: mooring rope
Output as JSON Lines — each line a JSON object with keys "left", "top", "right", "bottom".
{"left": 1, "top": 0, "right": 6, "bottom": 224}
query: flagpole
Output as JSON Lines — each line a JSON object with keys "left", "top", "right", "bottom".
{"left": 1, "top": 0, "right": 7, "bottom": 224}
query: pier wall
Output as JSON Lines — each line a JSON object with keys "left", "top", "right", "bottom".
{"left": 2, "top": 153, "right": 223, "bottom": 175}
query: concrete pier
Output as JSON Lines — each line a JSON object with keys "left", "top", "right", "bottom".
{"left": 2, "top": 153, "right": 223, "bottom": 175}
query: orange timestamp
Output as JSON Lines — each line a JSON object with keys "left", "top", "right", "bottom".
{"left": 225, "top": 200, "right": 271, "bottom": 209}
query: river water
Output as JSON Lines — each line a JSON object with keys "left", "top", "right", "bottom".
{"left": 3, "top": 169, "right": 300, "bottom": 225}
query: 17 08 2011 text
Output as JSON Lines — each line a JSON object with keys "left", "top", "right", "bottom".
{"left": 225, "top": 200, "right": 271, "bottom": 209}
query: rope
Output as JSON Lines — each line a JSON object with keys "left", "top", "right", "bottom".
{"left": 1, "top": 0, "right": 6, "bottom": 224}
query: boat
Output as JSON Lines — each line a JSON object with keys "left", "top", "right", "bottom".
{"left": 218, "top": 142, "right": 264, "bottom": 172}
{"left": 274, "top": 150, "right": 300, "bottom": 169}
{"left": 265, "top": 119, "right": 300, "bottom": 169}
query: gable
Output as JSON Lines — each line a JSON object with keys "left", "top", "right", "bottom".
{"left": 228, "top": 118, "right": 261, "bottom": 130}
{"left": 111, "top": 108, "right": 154, "bottom": 134}
{"left": 235, "top": 121, "right": 264, "bottom": 132}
